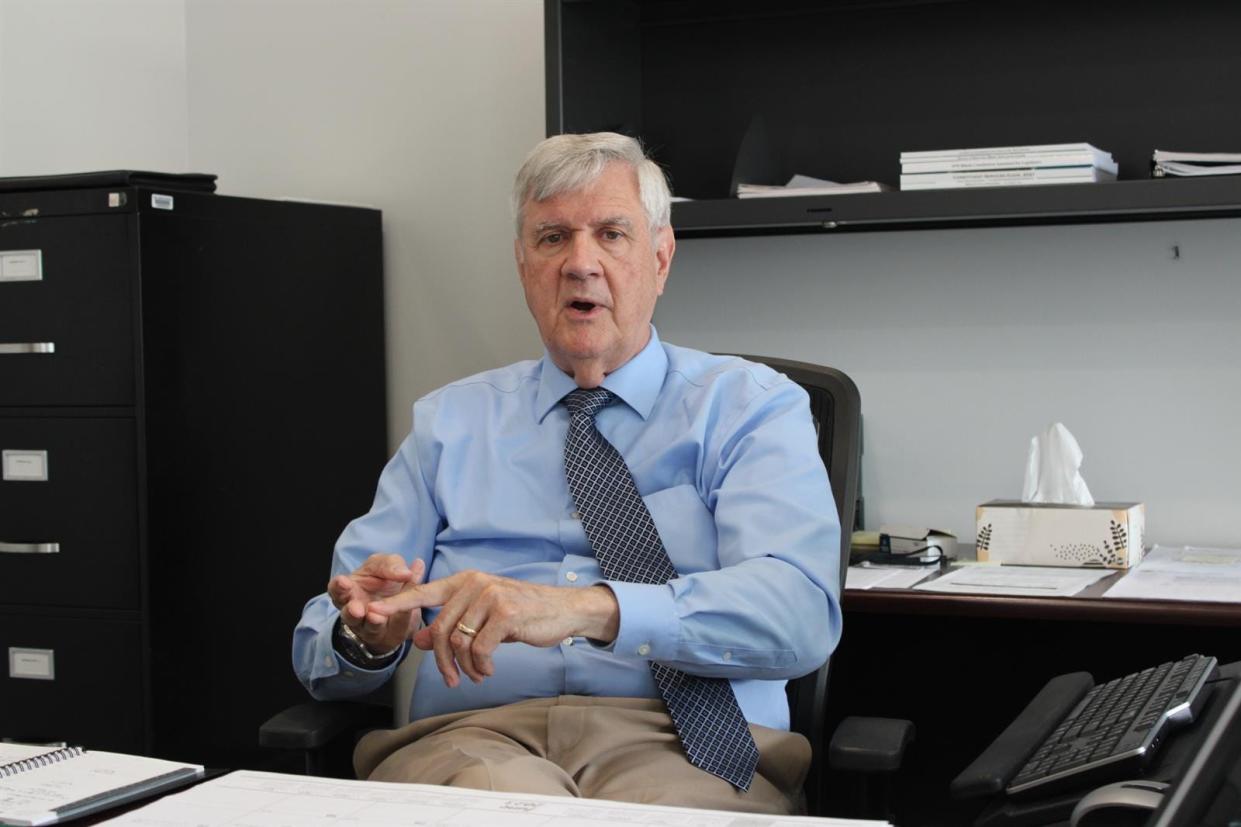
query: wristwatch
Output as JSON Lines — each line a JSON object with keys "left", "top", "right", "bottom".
{"left": 333, "top": 617, "right": 403, "bottom": 668}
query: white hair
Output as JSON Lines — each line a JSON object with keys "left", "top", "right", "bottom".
{"left": 512, "top": 132, "right": 672, "bottom": 238}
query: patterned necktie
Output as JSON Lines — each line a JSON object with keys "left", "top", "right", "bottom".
{"left": 562, "top": 387, "right": 760, "bottom": 790}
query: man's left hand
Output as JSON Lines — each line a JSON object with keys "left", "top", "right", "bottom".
{"left": 367, "top": 571, "right": 619, "bottom": 688}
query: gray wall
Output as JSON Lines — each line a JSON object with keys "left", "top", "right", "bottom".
{"left": 655, "top": 219, "right": 1241, "bottom": 547}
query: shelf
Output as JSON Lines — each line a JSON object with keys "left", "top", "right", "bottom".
{"left": 671, "top": 177, "right": 1241, "bottom": 238}
{"left": 550, "top": 0, "right": 1241, "bottom": 238}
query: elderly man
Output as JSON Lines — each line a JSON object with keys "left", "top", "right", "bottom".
{"left": 292, "top": 132, "right": 841, "bottom": 814}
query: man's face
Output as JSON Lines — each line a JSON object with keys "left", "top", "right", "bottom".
{"left": 515, "top": 162, "right": 675, "bottom": 387}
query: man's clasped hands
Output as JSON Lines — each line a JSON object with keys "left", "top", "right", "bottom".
{"left": 328, "top": 553, "right": 621, "bottom": 689}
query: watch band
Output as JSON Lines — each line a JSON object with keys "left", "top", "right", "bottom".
{"left": 334, "top": 617, "right": 403, "bottom": 667}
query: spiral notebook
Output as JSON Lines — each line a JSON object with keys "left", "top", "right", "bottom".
{"left": 0, "top": 743, "right": 203, "bottom": 826}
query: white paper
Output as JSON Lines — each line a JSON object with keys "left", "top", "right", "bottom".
{"left": 0, "top": 751, "right": 200, "bottom": 825}
{"left": 1101, "top": 545, "right": 1241, "bottom": 603}
{"left": 1155, "top": 160, "right": 1241, "bottom": 177}
{"left": 913, "top": 565, "right": 1111, "bottom": 597}
{"left": 1128, "top": 545, "right": 1241, "bottom": 572}
{"left": 845, "top": 566, "right": 935, "bottom": 590}
{"left": 736, "top": 175, "right": 888, "bottom": 198}
{"left": 1153, "top": 149, "right": 1241, "bottom": 163}
{"left": 1101, "top": 571, "right": 1241, "bottom": 603}
{"left": 101, "top": 770, "right": 890, "bottom": 826}
{"left": 0, "top": 743, "right": 63, "bottom": 766}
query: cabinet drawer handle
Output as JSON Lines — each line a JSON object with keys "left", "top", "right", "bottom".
{"left": 0, "top": 343, "right": 55, "bottom": 355}
{"left": 0, "top": 542, "right": 60, "bottom": 554}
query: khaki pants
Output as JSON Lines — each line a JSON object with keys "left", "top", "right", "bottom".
{"left": 355, "top": 695, "right": 810, "bottom": 814}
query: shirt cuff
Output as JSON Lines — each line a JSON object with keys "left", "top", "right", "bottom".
{"left": 606, "top": 580, "right": 678, "bottom": 661}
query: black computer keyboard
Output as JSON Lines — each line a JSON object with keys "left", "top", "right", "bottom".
{"left": 1007, "top": 653, "right": 1218, "bottom": 798}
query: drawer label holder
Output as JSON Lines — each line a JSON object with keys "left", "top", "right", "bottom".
{"left": 8, "top": 647, "right": 55, "bottom": 680}
{"left": 3, "top": 449, "right": 49, "bottom": 481}
{"left": 0, "top": 249, "right": 42, "bottom": 282}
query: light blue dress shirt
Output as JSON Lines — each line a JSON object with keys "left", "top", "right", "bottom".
{"left": 293, "top": 328, "right": 842, "bottom": 731}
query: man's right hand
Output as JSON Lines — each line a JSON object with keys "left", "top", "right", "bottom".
{"left": 327, "top": 553, "right": 425, "bottom": 653}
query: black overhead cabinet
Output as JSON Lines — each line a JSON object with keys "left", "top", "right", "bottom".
{"left": 0, "top": 181, "right": 387, "bottom": 769}
{"left": 546, "top": 0, "right": 1241, "bottom": 236}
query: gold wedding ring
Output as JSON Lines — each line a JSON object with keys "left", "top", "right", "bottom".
{"left": 455, "top": 621, "right": 478, "bottom": 637}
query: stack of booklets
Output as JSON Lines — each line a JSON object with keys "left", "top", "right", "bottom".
{"left": 899, "top": 143, "right": 1117, "bottom": 190}
{"left": 0, "top": 742, "right": 203, "bottom": 825}
{"left": 1152, "top": 150, "right": 1241, "bottom": 178}
{"left": 737, "top": 174, "right": 890, "bottom": 198}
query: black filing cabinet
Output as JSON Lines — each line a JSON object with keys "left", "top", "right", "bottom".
{"left": 0, "top": 183, "right": 386, "bottom": 768}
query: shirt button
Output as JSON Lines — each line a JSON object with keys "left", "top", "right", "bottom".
{"left": 562, "top": 637, "right": 574, "bottom": 647}
{"left": 571, "top": 511, "right": 582, "bottom": 520}
{"left": 344, "top": 670, "right": 355, "bottom": 677}
{"left": 565, "top": 571, "right": 579, "bottom": 582}
{"left": 723, "top": 651, "right": 732, "bottom": 661}
{"left": 324, "top": 656, "right": 333, "bottom": 668}
{"left": 637, "top": 643, "right": 651, "bottom": 656}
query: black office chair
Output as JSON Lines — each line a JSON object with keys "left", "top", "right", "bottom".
{"left": 260, "top": 356, "right": 910, "bottom": 816}
{"left": 735, "top": 355, "right": 859, "bottom": 814}
{"left": 737, "top": 356, "right": 910, "bottom": 817}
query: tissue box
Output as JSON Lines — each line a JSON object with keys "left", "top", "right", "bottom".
{"left": 975, "top": 501, "right": 1145, "bottom": 568}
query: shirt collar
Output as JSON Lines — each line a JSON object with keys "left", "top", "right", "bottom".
{"left": 534, "top": 325, "right": 668, "bottom": 422}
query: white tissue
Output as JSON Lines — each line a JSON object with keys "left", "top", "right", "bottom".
{"left": 1021, "top": 422, "right": 1094, "bottom": 506}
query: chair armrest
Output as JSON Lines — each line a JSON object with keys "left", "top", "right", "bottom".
{"left": 948, "top": 670, "right": 1092, "bottom": 800}
{"left": 828, "top": 716, "right": 916, "bottom": 773}
{"left": 259, "top": 701, "right": 392, "bottom": 751}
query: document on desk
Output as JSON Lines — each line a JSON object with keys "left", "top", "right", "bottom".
{"left": 1102, "top": 545, "right": 1241, "bottom": 603}
{"left": 100, "top": 770, "right": 890, "bottom": 826}
{"left": 0, "top": 744, "right": 202, "bottom": 826}
{"left": 912, "top": 565, "right": 1111, "bottom": 597}
{"left": 846, "top": 565, "right": 936, "bottom": 590}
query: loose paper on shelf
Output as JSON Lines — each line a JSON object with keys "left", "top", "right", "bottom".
{"left": 845, "top": 566, "right": 936, "bottom": 590}
{"left": 913, "top": 565, "right": 1111, "bottom": 597}
{"left": 1101, "top": 545, "right": 1241, "bottom": 603}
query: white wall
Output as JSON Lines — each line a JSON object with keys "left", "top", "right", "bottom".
{"left": 183, "top": 0, "right": 545, "bottom": 442}
{"left": 655, "top": 218, "right": 1241, "bottom": 547}
{"left": 0, "top": 0, "right": 188, "bottom": 172}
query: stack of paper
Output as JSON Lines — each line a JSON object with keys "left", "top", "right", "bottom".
{"left": 899, "top": 143, "right": 1118, "bottom": 190}
{"left": 912, "top": 565, "right": 1112, "bottom": 597}
{"left": 845, "top": 565, "right": 937, "bottom": 591}
{"left": 1152, "top": 150, "right": 1241, "bottom": 178}
{"left": 737, "top": 174, "right": 890, "bottom": 198}
{"left": 1102, "top": 545, "right": 1241, "bottom": 602}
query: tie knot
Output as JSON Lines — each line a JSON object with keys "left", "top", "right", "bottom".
{"left": 564, "top": 387, "right": 614, "bottom": 420}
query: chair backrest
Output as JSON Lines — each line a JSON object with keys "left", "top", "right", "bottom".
{"left": 736, "top": 355, "right": 862, "bottom": 814}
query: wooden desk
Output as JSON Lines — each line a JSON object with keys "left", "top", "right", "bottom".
{"left": 846, "top": 575, "right": 1241, "bottom": 627}
{"left": 823, "top": 572, "right": 1241, "bottom": 826}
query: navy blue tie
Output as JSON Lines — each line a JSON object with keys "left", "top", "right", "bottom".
{"left": 562, "top": 387, "right": 759, "bottom": 790}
